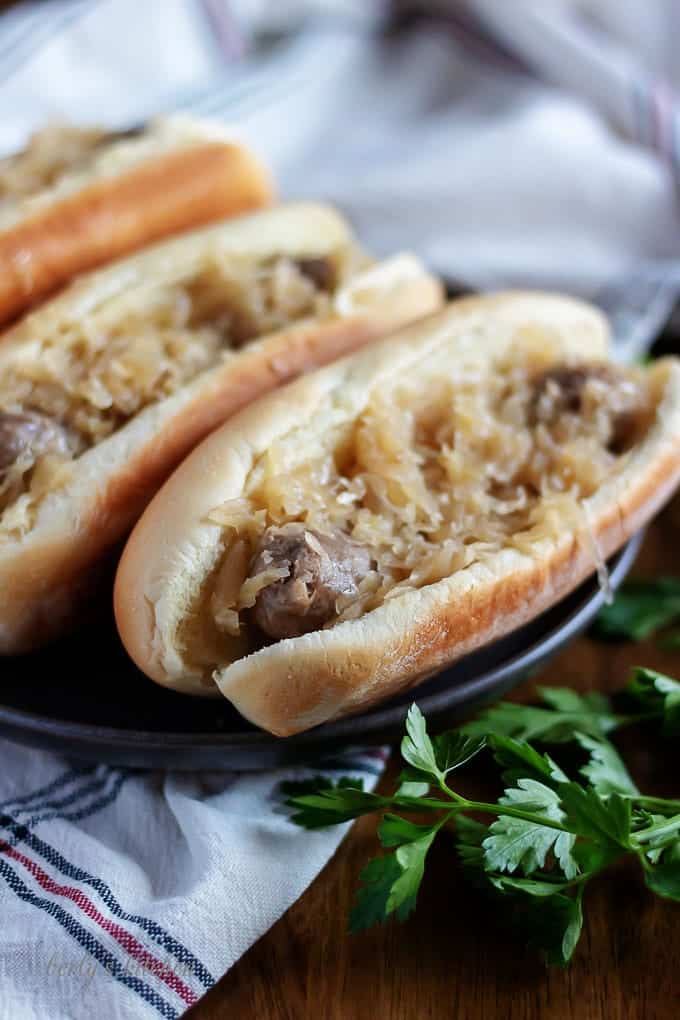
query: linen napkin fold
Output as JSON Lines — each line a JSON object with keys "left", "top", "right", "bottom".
{"left": 1, "top": 2, "right": 680, "bottom": 1018}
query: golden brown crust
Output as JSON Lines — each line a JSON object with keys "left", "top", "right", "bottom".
{"left": 0, "top": 222, "right": 441, "bottom": 653}
{"left": 0, "top": 140, "right": 272, "bottom": 326}
{"left": 113, "top": 292, "right": 680, "bottom": 735}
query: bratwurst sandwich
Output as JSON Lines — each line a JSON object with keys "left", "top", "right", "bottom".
{"left": 115, "top": 292, "right": 680, "bottom": 734}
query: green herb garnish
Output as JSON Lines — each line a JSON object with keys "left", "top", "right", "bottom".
{"left": 459, "top": 668, "right": 680, "bottom": 741}
{"left": 593, "top": 577, "right": 680, "bottom": 644}
{"left": 285, "top": 673, "right": 680, "bottom": 966}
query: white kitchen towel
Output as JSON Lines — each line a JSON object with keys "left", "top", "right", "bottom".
{"left": 0, "top": 742, "right": 388, "bottom": 1018}
{"left": 1, "top": 2, "right": 680, "bottom": 1018}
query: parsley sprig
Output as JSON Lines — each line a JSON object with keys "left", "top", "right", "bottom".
{"left": 593, "top": 577, "right": 680, "bottom": 646}
{"left": 460, "top": 667, "right": 680, "bottom": 741}
{"left": 284, "top": 669, "right": 680, "bottom": 965}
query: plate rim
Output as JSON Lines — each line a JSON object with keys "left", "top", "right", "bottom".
{"left": 0, "top": 531, "right": 642, "bottom": 754}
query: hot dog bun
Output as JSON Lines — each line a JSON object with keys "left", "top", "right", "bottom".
{"left": 0, "top": 115, "right": 273, "bottom": 326}
{"left": 0, "top": 201, "right": 443, "bottom": 654}
{"left": 114, "top": 293, "right": 680, "bottom": 734}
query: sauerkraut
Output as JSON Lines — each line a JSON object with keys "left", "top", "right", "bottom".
{"left": 206, "top": 352, "right": 654, "bottom": 641}
{"left": 0, "top": 125, "right": 111, "bottom": 202}
{"left": 0, "top": 251, "right": 345, "bottom": 529}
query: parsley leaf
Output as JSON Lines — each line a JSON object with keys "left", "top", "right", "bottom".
{"left": 487, "top": 733, "right": 569, "bottom": 787}
{"left": 575, "top": 733, "right": 639, "bottom": 797}
{"left": 540, "top": 687, "right": 609, "bottom": 714}
{"left": 461, "top": 688, "right": 619, "bottom": 744}
{"left": 625, "top": 668, "right": 680, "bottom": 734}
{"left": 400, "top": 704, "right": 439, "bottom": 778}
{"left": 486, "top": 874, "right": 572, "bottom": 897}
{"left": 286, "top": 780, "right": 384, "bottom": 829}
{"left": 643, "top": 855, "right": 680, "bottom": 902}
{"left": 593, "top": 577, "right": 680, "bottom": 642}
{"left": 388, "top": 832, "right": 438, "bottom": 917}
{"left": 431, "top": 731, "right": 486, "bottom": 775}
{"left": 279, "top": 775, "right": 359, "bottom": 798}
{"left": 350, "top": 826, "right": 438, "bottom": 930}
{"left": 571, "top": 840, "right": 623, "bottom": 874}
{"left": 504, "top": 888, "right": 584, "bottom": 966}
{"left": 349, "top": 855, "right": 404, "bottom": 931}
{"left": 482, "top": 779, "right": 578, "bottom": 879}
{"left": 559, "top": 786, "right": 631, "bottom": 847}
{"left": 395, "top": 772, "right": 431, "bottom": 798}
{"left": 378, "top": 814, "right": 435, "bottom": 848}
{"left": 401, "top": 704, "right": 484, "bottom": 784}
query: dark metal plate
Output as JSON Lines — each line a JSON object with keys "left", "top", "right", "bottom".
{"left": 0, "top": 533, "right": 642, "bottom": 769}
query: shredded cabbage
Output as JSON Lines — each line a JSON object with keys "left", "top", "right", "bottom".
{"left": 0, "top": 253, "right": 343, "bottom": 534}
{"left": 0, "top": 124, "right": 110, "bottom": 202}
{"left": 208, "top": 352, "right": 652, "bottom": 634}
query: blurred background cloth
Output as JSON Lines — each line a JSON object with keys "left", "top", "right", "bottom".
{"left": 1, "top": 2, "right": 680, "bottom": 1016}
{"left": 1, "top": 0, "right": 680, "bottom": 360}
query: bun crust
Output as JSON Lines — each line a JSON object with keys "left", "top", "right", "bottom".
{"left": 0, "top": 203, "right": 442, "bottom": 653}
{"left": 115, "top": 292, "right": 680, "bottom": 735}
{"left": 0, "top": 118, "right": 273, "bottom": 325}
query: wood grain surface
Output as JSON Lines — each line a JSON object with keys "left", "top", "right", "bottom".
{"left": 188, "top": 509, "right": 680, "bottom": 1019}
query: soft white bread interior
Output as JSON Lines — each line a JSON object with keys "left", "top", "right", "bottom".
{"left": 114, "top": 292, "right": 680, "bottom": 736}
{"left": 0, "top": 202, "right": 442, "bottom": 653}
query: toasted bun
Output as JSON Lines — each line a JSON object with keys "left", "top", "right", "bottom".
{"left": 0, "top": 202, "right": 442, "bottom": 653}
{"left": 0, "top": 115, "right": 273, "bottom": 326}
{"left": 114, "top": 292, "right": 680, "bottom": 737}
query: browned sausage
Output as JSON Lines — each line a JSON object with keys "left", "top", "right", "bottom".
{"left": 531, "top": 363, "right": 642, "bottom": 450}
{"left": 250, "top": 523, "right": 371, "bottom": 639}
{"left": 0, "top": 410, "right": 70, "bottom": 476}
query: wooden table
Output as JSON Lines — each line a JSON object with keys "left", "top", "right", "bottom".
{"left": 189, "top": 509, "right": 680, "bottom": 1019}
